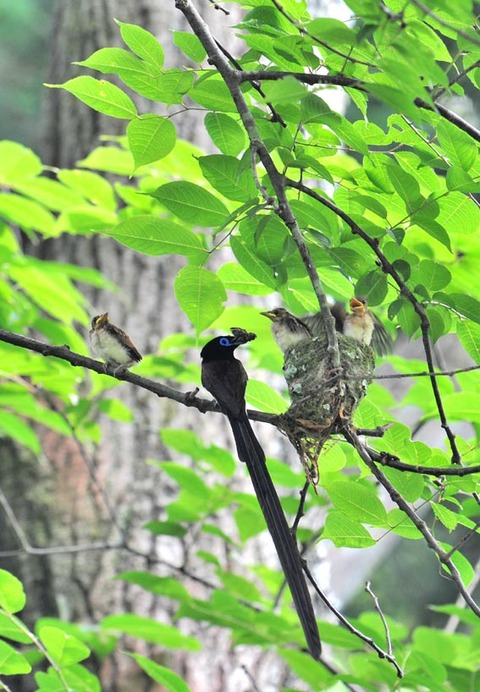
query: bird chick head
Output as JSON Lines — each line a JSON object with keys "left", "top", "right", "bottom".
{"left": 349, "top": 297, "right": 367, "bottom": 316}
{"left": 260, "top": 307, "right": 291, "bottom": 322}
{"left": 91, "top": 313, "right": 110, "bottom": 331}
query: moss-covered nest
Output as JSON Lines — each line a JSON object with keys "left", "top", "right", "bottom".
{"left": 278, "top": 332, "right": 375, "bottom": 478}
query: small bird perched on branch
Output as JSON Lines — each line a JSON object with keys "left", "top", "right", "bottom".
{"left": 89, "top": 313, "right": 142, "bottom": 370}
{"left": 200, "top": 329, "right": 322, "bottom": 660}
{"left": 263, "top": 299, "right": 392, "bottom": 355}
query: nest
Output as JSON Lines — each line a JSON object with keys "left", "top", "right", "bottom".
{"left": 278, "top": 332, "right": 375, "bottom": 483}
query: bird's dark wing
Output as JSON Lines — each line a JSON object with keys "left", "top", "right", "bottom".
{"left": 371, "top": 315, "right": 393, "bottom": 356}
{"left": 303, "top": 302, "right": 346, "bottom": 335}
{"left": 305, "top": 303, "right": 393, "bottom": 355}
{"left": 105, "top": 323, "right": 142, "bottom": 362}
{"left": 201, "top": 359, "right": 247, "bottom": 420}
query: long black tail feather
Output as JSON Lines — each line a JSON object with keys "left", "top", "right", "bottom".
{"left": 228, "top": 414, "right": 322, "bottom": 659}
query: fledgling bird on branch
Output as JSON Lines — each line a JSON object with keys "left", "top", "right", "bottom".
{"left": 200, "top": 330, "right": 321, "bottom": 660}
{"left": 261, "top": 308, "right": 313, "bottom": 352}
{"left": 89, "top": 313, "right": 142, "bottom": 370}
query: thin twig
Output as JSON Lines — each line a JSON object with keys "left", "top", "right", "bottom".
{"left": 345, "top": 428, "right": 480, "bottom": 617}
{"left": 371, "top": 451, "right": 480, "bottom": 477}
{"left": 365, "top": 581, "right": 393, "bottom": 657}
{"left": 302, "top": 562, "right": 404, "bottom": 678}
{"left": 409, "top": 0, "right": 480, "bottom": 48}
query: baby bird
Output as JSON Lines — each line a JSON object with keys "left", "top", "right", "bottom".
{"left": 89, "top": 313, "right": 142, "bottom": 370}
{"left": 261, "top": 307, "right": 313, "bottom": 352}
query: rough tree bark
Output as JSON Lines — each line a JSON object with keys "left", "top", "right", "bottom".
{"left": 7, "top": 1, "right": 275, "bottom": 691}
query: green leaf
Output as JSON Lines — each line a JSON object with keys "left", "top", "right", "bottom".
{"left": 173, "top": 31, "right": 206, "bottom": 63}
{"left": 127, "top": 116, "right": 176, "bottom": 171}
{"left": 47, "top": 76, "right": 137, "bottom": 119}
{"left": 151, "top": 182, "right": 229, "bottom": 227}
{"left": 436, "top": 292, "right": 480, "bottom": 324}
{"left": 0, "top": 141, "right": 42, "bottom": 184}
{"left": 204, "top": 113, "right": 246, "bottom": 156}
{"left": 130, "top": 654, "right": 190, "bottom": 692}
{"left": 262, "top": 76, "right": 308, "bottom": 105}
{"left": 437, "top": 120, "right": 477, "bottom": 172}
{"left": 159, "top": 462, "right": 210, "bottom": 496}
{"left": 216, "top": 263, "right": 273, "bottom": 296}
{"left": 9, "top": 263, "right": 88, "bottom": 323}
{"left": 230, "top": 237, "right": 277, "bottom": 290}
{"left": 102, "top": 614, "right": 201, "bottom": 650}
{"left": 143, "top": 521, "right": 188, "bottom": 538}
{"left": 0, "top": 612, "right": 31, "bottom": 644}
{"left": 174, "top": 266, "right": 227, "bottom": 332}
{"left": 97, "top": 398, "right": 134, "bottom": 422}
{"left": 198, "top": 155, "right": 257, "bottom": 202}
{"left": 415, "top": 260, "right": 451, "bottom": 292}
{"left": 440, "top": 544, "right": 475, "bottom": 587}
{"left": 0, "top": 640, "right": 31, "bottom": 675}
{"left": 0, "top": 410, "right": 41, "bottom": 453}
{"left": 118, "top": 572, "right": 190, "bottom": 602}
{"left": 457, "top": 320, "right": 480, "bottom": 363}
{"left": 395, "top": 299, "right": 421, "bottom": 337}
{"left": 39, "top": 626, "right": 90, "bottom": 665}
{"left": 35, "top": 664, "right": 101, "bottom": 691}
{"left": 382, "top": 467, "right": 424, "bottom": 503}
{"left": 104, "top": 216, "right": 205, "bottom": 258}
{"left": 386, "top": 163, "right": 422, "bottom": 212}
{"left": 0, "top": 570, "right": 26, "bottom": 614}
{"left": 326, "top": 481, "right": 388, "bottom": 526}
{"left": 355, "top": 271, "right": 388, "bottom": 305}
{"left": 57, "top": 169, "right": 116, "bottom": 209}
{"left": 75, "top": 47, "right": 146, "bottom": 78}
{"left": 432, "top": 503, "right": 459, "bottom": 531}
{"left": 189, "top": 74, "right": 237, "bottom": 112}
{"left": 160, "top": 428, "right": 236, "bottom": 476}
{"left": 116, "top": 20, "right": 164, "bottom": 68}
{"left": 322, "top": 511, "right": 376, "bottom": 548}
{"left": 0, "top": 192, "right": 55, "bottom": 235}
{"left": 246, "top": 379, "right": 289, "bottom": 414}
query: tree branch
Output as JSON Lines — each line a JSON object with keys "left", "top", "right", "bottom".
{"left": 236, "top": 73, "right": 480, "bottom": 143}
{"left": 285, "top": 178, "right": 462, "bottom": 464}
{"left": 174, "top": 0, "right": 341, "bottom": 366}
{"left": 345, "top": 428, "right": 480, "bottom": 617}
{"left": 0, "top": 329, "right": 277, "bottom": 426}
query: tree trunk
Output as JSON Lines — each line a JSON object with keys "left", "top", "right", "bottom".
{"left": 10, "top": 2, "right": 267, "bottom": 690}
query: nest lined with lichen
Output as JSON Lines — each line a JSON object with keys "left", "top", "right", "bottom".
{"left": 278, "top": 331, "right": 375, "bottom": 482}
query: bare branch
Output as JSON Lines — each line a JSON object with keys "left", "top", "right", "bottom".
{"left": 345, "top": 429, "right": 480, "bottom": 617}
{"left": 0, "top": 328, "right": 278, "bottom": 426}
{"left": 365, "top": 581, "right": 394, "bottom": 657}
{"left": 371, "top": 450, "right": 480, "bottom": 477}
{"left": 303, "top": 562, "right": 404, "bottom": 678}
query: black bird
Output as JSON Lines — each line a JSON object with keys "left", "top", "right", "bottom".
{"left": 200, "top": 331, "right": 322, "bottom": 660}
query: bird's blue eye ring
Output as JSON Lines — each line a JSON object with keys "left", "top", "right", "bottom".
{"left": 219, "top": 337, "right": 231, "bottom": 347}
